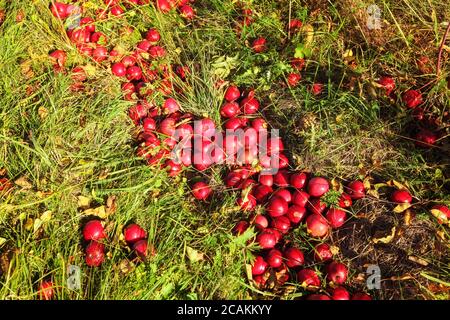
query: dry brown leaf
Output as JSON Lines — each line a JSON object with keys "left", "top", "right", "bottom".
{"left": 390, "top": 274, "right": 414, "bottom": 281}
{"left": 15, "top": 176, "right": 32, "bottom": 189}
{"left": 106, "top": 195, "right": 117, "bottom": 214}
{"left": 436, "top": 230, "right": 446, "bottom": 241}
{"left": 98, "top": 170, "right": 109, "bottom": 180}
{"left": 20, "top": 60, "right": 35, "bottom": 79}
{"left": 408, "top": 256, "right": 429, "bottom": 266}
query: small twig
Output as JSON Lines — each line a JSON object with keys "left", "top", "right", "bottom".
{"left": 437, "top": 22, "right": 450, "bottom": 76}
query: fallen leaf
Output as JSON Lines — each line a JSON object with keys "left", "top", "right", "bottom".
{"left": 330, "top": 245, "right": 340, "bottom": 255}
{"left": 374, "top": 183, "right": 388, "bottom": 190}
{"left": 330, "top": 178, "right": 341, "bottom": 191}
{"left": 386, "top": 179, "right": 408, "bottom": 190}
{"left": 33, "top": 218, "right": 43, "bottom": 233}
{"left": 119, "top": 259, "right": 135, "bottom": 274}
{"left": 394, "top": 203, "right": 412, "bottom": 213}
{"left": 83, "top": 64, "right": 97, "bottom": 77}
{"left": 408, "top": 256, "right": 429, "bottom": 266}
{"left": 24, "top": 218, "right": 34, "bottom": 231}
{"left": 390, "top": 274, "right": 414, "bottom": 281}
{"left": 436, "top": 230, "right": 446, "bottom": 241}
{"left": 40, "top": 210, "right": 52, "bottom": 223}
{"left": 20, "top": 60, "right": 35, "bottom": 79}
{"left": 302, "top": 24, "right": 315, "bottom": 45}
{"left": 0, "top": 238, "right": 6, "bottom": 247}
{"left": 36, "top": 191, "right": 53, "bottom": 198}
{"left": 372, "top": 226, "right": 396, "bottom": 244}
{"left": 38, "top": 107, "right": 48, "bottom": 119}
{"left": 83, "top": 206, "right": 107, "bottom": 219}
{"left": 367, "top": 189, "right": 380, "bottom": 199}
{"left": 363, "top": 176, "right": 372, "bottom": 190}
{"left": 106, "top": 195, "right": 117, "bottom": 215}
{"left": 15, "top": 176, "right": 32, "bottom": 189}
{"left": 430, "top": 209, "right": 449, "bottom": 225}
{"left": 404, "top": 209, "right": 414, "bottom": 225}
{"left": 186, "top": 246, "right": 204, "bottom": 263}
{"left": 77, "top": 196, "right": 91, "bottom": 209}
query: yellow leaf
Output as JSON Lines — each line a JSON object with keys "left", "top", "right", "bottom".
{"left": 302, "top": 24, "right": 314, "bottom": 46}
{"left": 367, "top": 189, "right": 380, "bottom": 199}
{"left": 83, "top": 206, "right": 107, "bottom": 219}
{"left": 33, "top": 218, "right": 42, "bottom": 233}
{"left": 386, "top": 180, "right": 408, "bottom": 190}
{"left": 186, "top": 246, "right": 204, "bottom": 263}
{"left": 246, "top": 264, "right": 253, "bottom": 281}
{"left": 25, "top": 218, "right": 33, "bottom": 231}
{"left": 0, "top": 237, "right": 6, "bottom": 247}
{"left": 394, "top": 203, "right": 412, "bottom": 213}
{"left": 83, "top": 64, "right": 97, "bottom": 77}
{"left": 77, "top": 196, "right": 91, "bottom": 209}
{"left": 15, "top": 176, "right": 32, "bottom": 189}
{"left": 373, "top": 226, "right": 396, "bottom": 244}
{"left": 404, "top": 209, "right": 413, "bottom": 226}
{"left": 374, "top": 183, "right": 388, "bottom": 190}
{"left": 330, "top": 245, "right": 340, "bottom": 255}
{"left": 430, "top": 209, "right": 449, "bottom": 225}
{"left": 36, "top": 191, "right": 53, "bottom": 199}
{"left": 38, "top": 106, "right": 48, "bottom": 119}
{"left": 343, "top": 49, "right": 353, "bottom": 58}
{"left": 330, "top": 178, "right": 342, "bottom": 192}
{"left": 40, "top": 211, "right": 52, "bottom": 223}
{"left": 363, "top": 176, "right": 372, "bottom": 190}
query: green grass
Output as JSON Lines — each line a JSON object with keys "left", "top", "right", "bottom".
{"left": 0, "top": 0, "right": 449, "bottom": 300}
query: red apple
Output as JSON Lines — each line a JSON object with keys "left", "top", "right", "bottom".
{"left": 124, "top": 224, "right": 147, "bottom": 244}
{"left": 306, "top": 214, "right": 329, "bottom": 238}
{"left": 297, "top": 269, "right": 321, "bottom": 289}
{"left": 347, "top": 180, "right": 365, "bottom": 200}
{"left": 308, "top": 177, "right": 329, "bottom": 197}
{"left": 85, "top": 241, "right": 105, "bottom": 267}
{"left": 284, "top": 247, "right": 304, "bottom": 268}
{"left": 83, "top": 220, "right": 106, "bottom": 241}
{"left": 314, "top": 243, "right": 333, "bottom": 262}
{"left": 326, "top": 208, "right": 347, "bottom": 228}
{"left": 326, "top": 261, "right": 348, "bottom": 285}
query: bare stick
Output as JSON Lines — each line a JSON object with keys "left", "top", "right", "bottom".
{"left": 437, "top": 22, "right": 450, "bottom": 76}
